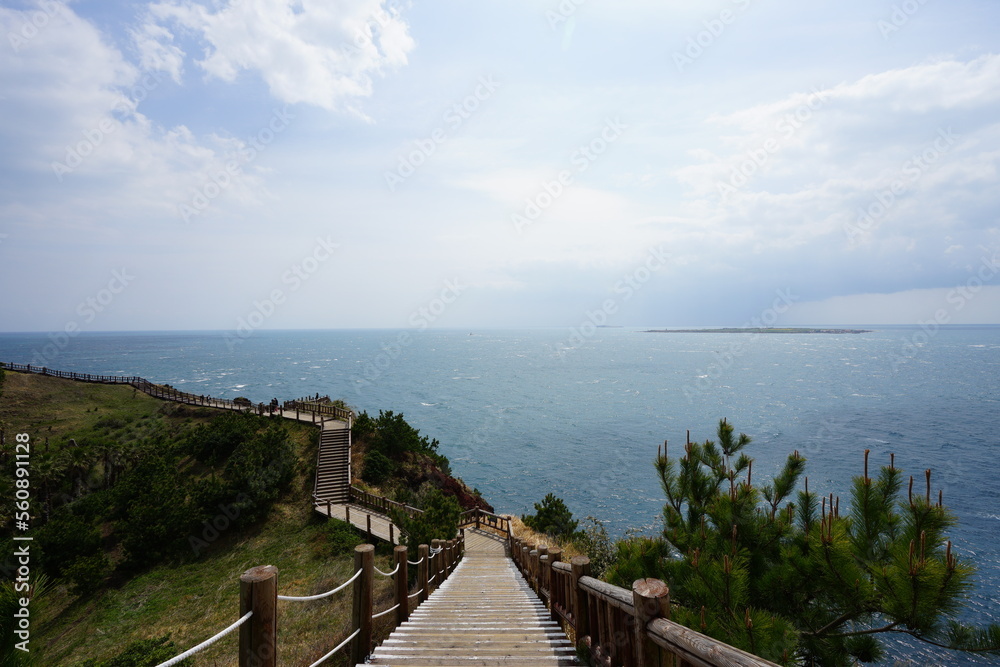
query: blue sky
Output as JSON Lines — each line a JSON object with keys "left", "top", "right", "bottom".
{"left": 1, "top": 0, "right": 999, "bottom": 332}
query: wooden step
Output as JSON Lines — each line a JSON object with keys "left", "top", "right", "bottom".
{"left": 366, "top": 531, "right": 578, "bottom": 666}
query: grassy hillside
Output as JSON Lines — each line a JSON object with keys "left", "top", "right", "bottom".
{"left": 0, "top": 372, "right": 399, "bottom": 666}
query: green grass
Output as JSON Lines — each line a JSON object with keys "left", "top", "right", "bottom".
{"left": 38, "top": 502, "right": 399, "bottom": 666}
{"left": 1, "top": 371, "right": 401, "bottom": 666}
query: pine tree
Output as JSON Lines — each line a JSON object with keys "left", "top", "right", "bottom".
{"left": 605, "top": 419, "right": 1000, "bottom": 666}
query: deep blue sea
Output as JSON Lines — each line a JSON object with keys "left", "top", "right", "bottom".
{"left": 1, "top": 326, "right": 997, "bottom": 665}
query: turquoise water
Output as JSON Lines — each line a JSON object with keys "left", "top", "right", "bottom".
{"left": 1, "top": 326, "right": 998, "bottom": 664}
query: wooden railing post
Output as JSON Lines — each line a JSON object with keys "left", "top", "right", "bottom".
{"left": 394, "top": 545, "right": 409, "bottom": 625}
{"left": 537, "top": 546, "right": 549, "bottom": 594}
{"left": 431, "top": 540, "right": 442, "bottom": 593}
{"left": 239, "top": 565, "right": 278, "bottom": 667}
{"left": 548, "top": 548, "right": 562, "bottom": 623}
{"left": 632, "top": 578, "right": 670, "bottom": 667}
{"left": 351, "top": 544, "right": 375, "bottom": 665}
{"left": 571, "top": 556, "right": 591, "bottom": 650}
{"left": 418, "top": 544, "right": 430, "bottom": 604}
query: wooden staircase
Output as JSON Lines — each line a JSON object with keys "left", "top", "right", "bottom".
{"left": 313, "top": 421, "right": 351, "bottom": 504}
{"left": 364, "top": 530, "right": 578, "bottom": 666}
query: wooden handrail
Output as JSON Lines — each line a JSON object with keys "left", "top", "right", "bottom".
{"left": 509, "top": 537, "right": 779, "bottom": 667}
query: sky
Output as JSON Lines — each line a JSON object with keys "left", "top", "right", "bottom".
{"left": 1, "top": 0, "right": 999, "bottom": 333}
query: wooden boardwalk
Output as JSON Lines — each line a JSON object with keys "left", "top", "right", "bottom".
{"left": 314, "top": 501, "right": 402, "bottom": 545}
{"left": 364, "top": 529, "right": 578, "bottom": 665}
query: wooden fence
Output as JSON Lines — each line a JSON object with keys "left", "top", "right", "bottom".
{"left": 350, "top": 485, "right": 423, "bottom": 521}
{"left": 510, "top": 536, "right": 780, "bottom": 667}
{"left": 153, "top": 537, "right": 464, "bottom": 667}
{"left": 1, "top": 362, "right": 354, "bottom": 425}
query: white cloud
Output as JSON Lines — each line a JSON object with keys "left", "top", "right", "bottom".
{"left": 144, "top": 0, "right": 415, "bottom": 113}
{"left": 130, "top": 21, "right": 185, "bottom": 83}
{"left": 672, "top": 55, "right": 1000, "bottom": 255}
{"left": 0, "top": 3, "right": 268, "bottom": 233}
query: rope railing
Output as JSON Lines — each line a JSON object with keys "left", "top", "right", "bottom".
{"left": 153, "top": 611, "right": 253, "bottom": 667}
{"left": 372, "top": 602, "right": 401, "bottom": 620}
{"left": 373, "top": 563, "right": 400, "bottom": 578}
{"left": 308, "top": 628, "right": 359, "bottom": 667}
{"left": 277, "top": 567, "right": 363, "bottom": 602}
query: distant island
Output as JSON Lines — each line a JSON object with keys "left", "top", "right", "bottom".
{"left": 645, "top": 327, "right": 872, "bottom": 334}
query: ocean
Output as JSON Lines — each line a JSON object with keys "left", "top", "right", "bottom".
{"left": 1, "top": 326, "right": 997, "bottom": 664}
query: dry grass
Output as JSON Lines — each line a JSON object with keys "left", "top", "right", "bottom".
{"left": 507, "top": 515, "right": 586, "bottom": 561}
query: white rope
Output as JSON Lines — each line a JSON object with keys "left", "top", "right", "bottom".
{"left": 277, "top": 568, "right": 362, "bottom": 601}
{"left": 372, "top": 603, "right": 401, "bottom": 620}
{"left": 308, "top": 628, "right": 360, "bottom": 667}
{"left": 428, "top": 573, "right": 437, "bottom": 583}
{"left": 407, "top": 557, "right": 424, "bottom": 565}
{"left": 154, "top": 611, "right": 253, "bottom": 667}
{"left": 373, "top": 562, "right": 400, "bottom": 578}
{"left": 408, "top": 589, "right": 423, "bottom": 599}
{"left": 430, "top": 547, "right": 443, "bottom": 555}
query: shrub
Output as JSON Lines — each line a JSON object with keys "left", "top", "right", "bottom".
{"left": 361, "top": 450, "right": 394, "bottom": 486}
{"left": 573, "top": 516, "right": 615, "bottom": 578}
{"left": 522, "top": 493, "right": 579, "bottom": 541}
{"left": 223, "top": 423, "right": 295, "bottom": 526}
{"left": 63, "top": 553, "right": 112, "bottom": 596}
{"left": 36, "top": 510, "right": 103, "bottom": 579}
{"left": 113, "top": 458, "right": 195, "bottom": 566}
{"left": 392, "top": 486, "right": 460, "bottom": 552}
{"left": 324, "top": 519, "right": 362, "bottom": 556}
{"left": 186, "top": 411, "right": 256, "bottom": 465}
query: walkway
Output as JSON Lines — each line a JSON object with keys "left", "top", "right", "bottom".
{"left": 314, "top": 501, "right": 401, "bottom": 545}
{"left": 364, "top": 529, "right": 578, "bottom": 665}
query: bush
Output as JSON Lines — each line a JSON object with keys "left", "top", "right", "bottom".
{"left": 522, "top": 493, "right": 579, "bottom": 541}
{"left": 573, "top": 516, "right": 615, "bottom": 578}
{"left": 113, "top": 458, "right": 195, "bottom": 567}
{"left": 392, "top": 486, "right": 460, "bottom": 552}
{"left": 356, "top": 410, "right": 443, "bottom": 461}
{"left": 223, "top": 423, "right": 295, "bottom": 526}
{"left": 361, "top": 450, "right": 394, "bottom": 486}
{"left": 324, "top": 519, "right": 362, "bottom": 556}
{"left": 63, "top": 553, "right": 112, "bottom": 596}
{"left": 36, "top": 510, "right": 103, "bottom": 579}
{"left": 186, "top": 411, "right": 256, "bottom": 465}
